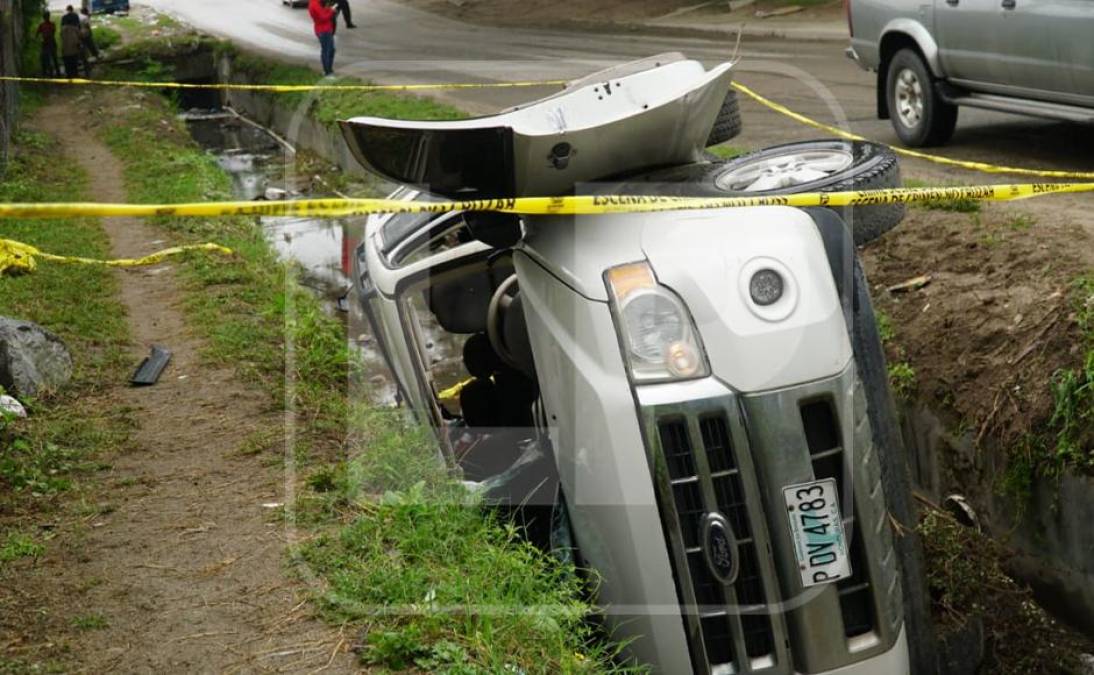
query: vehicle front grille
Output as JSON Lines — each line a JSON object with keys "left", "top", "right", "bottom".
{"left": 642, "top": 370, "right": 902, "bottom": 674}
{"left": 800, "top": 401, "right": 876, "bottom": 638}
{"left": 655, "top": 413, "right": 784, "bottom": 674}
{"left": 701, "top": 417, "right": 774, "bottom": 659}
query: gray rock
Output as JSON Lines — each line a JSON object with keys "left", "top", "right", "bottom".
{"left": 0, "top": 318, "right": 73, "bottom": 398}
{"left": 1079, "top": 653, "right": 1094, "bottom": 675}
{"left": 0, "top": 394, "right": 27, "bottom": 418}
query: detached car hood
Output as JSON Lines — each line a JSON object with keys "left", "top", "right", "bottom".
{"left": 339, "top": 53, "right": 734, "bottom": 198}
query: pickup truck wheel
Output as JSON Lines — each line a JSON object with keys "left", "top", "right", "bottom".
{"left": 886, "top": 49, "right": 958, "bottom": 147}
{"left": 712, "top": 139, "right": 905, "bottom": 244}
{"left": 705, "top": 90, "right": 742, "bottom": 147}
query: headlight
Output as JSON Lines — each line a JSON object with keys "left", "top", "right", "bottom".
{"left": 606, "top": 261, "right": 709, "bottom": 383}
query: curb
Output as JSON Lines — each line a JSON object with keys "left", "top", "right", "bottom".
{"left": 436, "top": 13, "right": 849, "bottom": 44}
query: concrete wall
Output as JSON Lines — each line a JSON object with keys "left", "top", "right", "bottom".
{"left": 900, "top": 402, "right": 1094, "bottom": 636}
{"left": 216, "top": 53, "right": 367, "bottom": 177}
{"left": 1001, "top": 472, "right": 1094, "bottom": 636}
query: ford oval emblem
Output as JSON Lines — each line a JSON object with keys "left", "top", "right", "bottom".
{"left": 702, "top": 512, "right": 740, "bottom": 585}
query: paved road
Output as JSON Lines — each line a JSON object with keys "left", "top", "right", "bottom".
{"left": 139, "top": 0, "right": 1093, "bottom": 182}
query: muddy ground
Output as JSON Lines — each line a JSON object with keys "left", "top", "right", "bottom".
{"left": 0, "top": 95, "right": 356, "bottom": 673}
{"left": 862, "top": 202, "right": 1090, "bottom": 455}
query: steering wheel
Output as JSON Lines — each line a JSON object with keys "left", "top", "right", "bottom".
{"left": 487, "top": 274, "right": 522, "bottom": 371}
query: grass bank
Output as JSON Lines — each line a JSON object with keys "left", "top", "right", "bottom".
{"left": 91, "top": 55, "right": 627, "bottom": 671}
{"left": 224, "top": 46, "right": 468, "bottom": 127}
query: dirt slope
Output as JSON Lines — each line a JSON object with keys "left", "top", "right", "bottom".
{"left": 2, "top": 98, "right": 356, "bottom": 673}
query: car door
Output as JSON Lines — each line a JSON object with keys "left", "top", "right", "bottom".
{"left": 934, "top": 0, "right": 1013, "bottom": 85}
{"left": 989, "top": 0, "right": 1094, "bottom": 104}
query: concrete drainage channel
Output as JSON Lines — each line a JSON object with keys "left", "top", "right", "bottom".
{"left": 177, "top": 101, "right": 401, "bottom": 406}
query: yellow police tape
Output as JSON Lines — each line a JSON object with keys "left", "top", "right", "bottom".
{"left": 438, "top": 378, "right": 473, "bottom": 402}
{"left": 0, "top": 183, "right": 1090, "bottom": 221}
{"left": 729, "top": 82, "right": 1094, "bottom": 181}
{"left": 0, "top": 238, "right": 234, "bottom": 276}
{"left": 8, "top": 72, "right": 1091, "bottom": 180}
{"left": 0, "top": 75, "right": 569, "bottom": 93}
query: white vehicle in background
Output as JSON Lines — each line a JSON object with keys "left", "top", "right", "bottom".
{"left": 342, "top": 54, "right": 917, "bottom": 674}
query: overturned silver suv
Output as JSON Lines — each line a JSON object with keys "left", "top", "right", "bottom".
{"left": 341, "top": 53, "right": 913, "bottom": 674}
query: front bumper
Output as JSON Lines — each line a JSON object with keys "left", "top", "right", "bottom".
{"left": 635, "top": 365, "right": 904, "bottom": 674}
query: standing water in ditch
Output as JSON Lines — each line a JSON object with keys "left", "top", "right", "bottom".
{"left": 181, "top": 110, "right": 468, "bottom": 408}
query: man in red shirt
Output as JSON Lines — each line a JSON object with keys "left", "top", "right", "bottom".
{"left": 308, "top": 0, "right": 337, "bottom": 77}
{"left": 36, "top": 11, "right": 60, "bottom": 78}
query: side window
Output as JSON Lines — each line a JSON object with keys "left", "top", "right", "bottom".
{"left": 396, "top": 215, "right": 474, "bottom": 266}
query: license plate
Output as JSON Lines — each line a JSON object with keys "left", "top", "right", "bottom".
{"left": 783, "top": 478, "right": 851, "bottom": 588}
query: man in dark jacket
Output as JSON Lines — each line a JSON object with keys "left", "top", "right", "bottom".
{"left": 334, "top": 0, "right": 356, "bottom": 29}
{"left": 60, "top": 6, "right": 82, "bottom": 79}
{"left": 61, "top": 5, "right": 80, "bottom": 28}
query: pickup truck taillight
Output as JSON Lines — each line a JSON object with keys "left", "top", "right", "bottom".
{"left": 844, "top": 0, "right": 853, "bottom": 36}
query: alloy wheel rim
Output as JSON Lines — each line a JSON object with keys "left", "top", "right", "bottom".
{"left": 715, "top": 149, "right": 855, "bottom": 192}
{"left": 895, "top": 68, "right": 925, "bottom": 129}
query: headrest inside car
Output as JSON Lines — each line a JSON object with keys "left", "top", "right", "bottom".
{"left": 426, "top": 260, "right": 514, "bottom": 334}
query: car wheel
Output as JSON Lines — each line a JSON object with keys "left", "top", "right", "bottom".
{"left": 886, "top": 49, "right": 958, "bottom": 147}
{"left": 810, "top": 208, "right": 936, "bottom": 672}
{"left": 711, "top": 139, "right": 905, "bottom": 245}
{"left": 848, "top": 254, "right": 937, "bottom": 673}
{"left": 705, "top": 90, "right": 742, "bottom": 147}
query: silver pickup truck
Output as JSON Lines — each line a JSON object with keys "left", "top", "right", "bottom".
{"left": 846, "top": 0, "right": 1094, "bottom": 146}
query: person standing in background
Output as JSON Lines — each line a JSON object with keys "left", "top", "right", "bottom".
{"left": 79, "top": 7, "right": 99, "bottom": 65}
{"left": 36, "top": 12, "right": 59, "bottom": 77}
{"left": 308, "top": 0, "right": 337, "bottom": 77}
{"left": 60, "top": 5, "right": 80, "bottom": 29}
{"left": 333, "top": 0, "right": 356, "bottom": 29}
{"left": 60, "top": 6, "right": 82, "bottom": 78}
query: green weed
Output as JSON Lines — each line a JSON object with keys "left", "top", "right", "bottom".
{"left": 0, "top": 532, "right": 44, "bottom": 563}
{"left": 875, "top": 309, "right": 895, "bottom": 344}
{"left": 707, "top": 144, "right": 747, "bottom": 159}
{"left": 1002, "top": 275, "right": 1094, "bottom": 500}
{"left": 69, "top": 614, "right": 109, "bottom": 630}
{"left": 999, "top": 435, "right": 1038, "bottom": 506}
{"left": 1045, "top": 274, "right": 1094, "bottom": 473}
{"left": 1004, "top": 213, "right": 1036, "bottom": 230}
{"left": 93, "top": 26, "right": 122, "bottom": 51}
{"left": 887, "top": 361, "right": 916, "bottom": 399}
